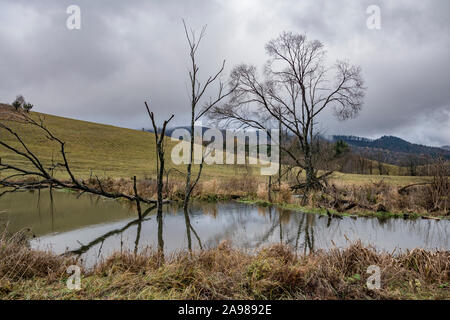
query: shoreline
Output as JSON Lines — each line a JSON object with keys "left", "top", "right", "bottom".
{"left": 236, "top": 198, "right": 449, "bottom": 221}
{"left": 4, "top": 183, "right": 449, "bottom": 221}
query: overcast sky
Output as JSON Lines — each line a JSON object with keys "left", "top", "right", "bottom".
{"left": 0, "top": 0, "right": 449, "bottom": 146}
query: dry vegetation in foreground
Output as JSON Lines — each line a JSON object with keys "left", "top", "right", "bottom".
{"left": 0, "top": 230, "right": 448, "bottom": 300}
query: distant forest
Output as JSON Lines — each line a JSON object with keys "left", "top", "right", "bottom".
{"left": 332, "top": 135, "right": 450, "bottom": 166}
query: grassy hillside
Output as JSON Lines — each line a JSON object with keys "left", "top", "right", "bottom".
{"left": 0, "top": 105, "right": 254, "bottom": 181}
{"left": 0, "top": 105, "right": 428, "bottom": 186}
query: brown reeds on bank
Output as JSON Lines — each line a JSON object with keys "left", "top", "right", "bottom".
{"left": 0, "top": 230, "right": 448, "bottom": 300}
{"left": 82, "top": 171, "right": 448, "bottom": 218}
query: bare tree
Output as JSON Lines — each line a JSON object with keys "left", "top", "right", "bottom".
{"left": 211, "top": 32, "right": 365, "bottom": 191}
{"left": 145, "top": 102, "right": 174, "bottom": 254}
{"left": 182, "top": 21, "right": 235, "bottom": 210}
{"left": 145, "top": 102, "right": 174, "bottom": 213}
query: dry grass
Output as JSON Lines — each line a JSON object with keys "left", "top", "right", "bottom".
{"left": 75, "top": 173, "right": 448, "bottom": 218}
{"left": 0, "top": 228, "right": 75, "bottom": 294}
{"left": 1, "top": 230, "right": 448, "bottom": 300}
{"left": 309, "top": 177, "right": 449, "bottom": 217}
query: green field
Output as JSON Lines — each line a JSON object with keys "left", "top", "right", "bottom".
{"left": 0, "top": 107, "right": 252, "bottom": 181}
{"left": 0, "top": 106, "right": 428, "bottom": 186}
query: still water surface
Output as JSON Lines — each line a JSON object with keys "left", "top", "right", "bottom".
{"left": 0, "top": 190, "right": 448, "bottom": 266}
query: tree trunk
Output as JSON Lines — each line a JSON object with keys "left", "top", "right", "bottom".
{"left": 304, "top": 142, "right": 315, "bottom": 191}
{"left": 157, "top": 209, "right": 164, "bottom": 259}
{"left": 278, "top": 116, "right": 282, "bottom": 187}
{"left": 156, "top": 143, "right": 165, "bottom": 255}
{"left": 183, "top": 114, "right": 195, "bottom": 210}
{"left": 184, "top": 208, "right": 192, "bottom": 252}
{"left": 268, "top": 176, "right": 272, "bottom": 202}
{"left": 133, "top": 176, "right": 142, "bottom": 220}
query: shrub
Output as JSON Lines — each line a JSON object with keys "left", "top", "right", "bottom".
{"left": 11, "top": 95, "right": 25, "bottom": 111}
{"left": 23, "top": 102, "right": 33, "bottom": 113}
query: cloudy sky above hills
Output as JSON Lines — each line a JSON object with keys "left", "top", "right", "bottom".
{"left": 0, "top": 0, "right": 449, "bottom": 146}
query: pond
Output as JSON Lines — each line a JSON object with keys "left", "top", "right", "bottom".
{"left": 0, "top": 190, "right": 448, "bottom": 266}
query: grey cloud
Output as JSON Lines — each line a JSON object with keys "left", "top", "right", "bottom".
{"left": 0, "top": 0, "right": 448, "bottom": 146}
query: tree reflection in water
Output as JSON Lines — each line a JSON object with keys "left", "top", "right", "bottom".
{"left": 184, "top": 208, "right": 202, "bottom": 252}
{"left": 21, "top": 197, "right": 445, "bottom": 266}
{"left": 68, "top": 205, "right": 156, "bottom": 257}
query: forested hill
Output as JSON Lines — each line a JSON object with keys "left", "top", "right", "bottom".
{"left": 332, "top": 135, "right": 450, "bottom": 164}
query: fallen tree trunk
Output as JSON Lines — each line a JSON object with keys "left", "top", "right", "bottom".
{"left": 398, "top": 182, "right": 431, "bottom": 195}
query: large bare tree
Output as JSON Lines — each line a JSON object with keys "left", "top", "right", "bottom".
{"left": 211, "top": 32, "right": 365, "bottom": 191}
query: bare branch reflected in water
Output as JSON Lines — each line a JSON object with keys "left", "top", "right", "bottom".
{"left": 278, "top": 211, "right": 283, "bottom": 244}
{"left": 304, "top": 215, "right": 315, "bottom": 254}
{"left": 295, "top": 214, "right": 306, "bottom": 252}
{"left": 8, "top": 196, "right": 446, "bottom": 266}
{"left": 327, "top": 216, "right": 332, "bottom": 228}
{"left": 67, "top": 205, "right": 156, "bottom": 256}
{"left": 185, "top": 209, "right": 192, "bottom": 252}
{"left": 184, "top": 208, "right": 202, "bottom": 252}
{"left": 239, "top": 206, "right": 281, "bottom": 249}
{"left": 289, "top": 213, "right": 316, "bottom": 254}
{"left": 97, "top": 239, "right": 105, "bottom": 258}
{"left": 36, "top": 189, "right": 42, "bottom": 223}
{"left": 134, "top": 220, "right": 142, "bottom": 255}
{"left": 49, "top": 186, "right": 54, "bottom": 232}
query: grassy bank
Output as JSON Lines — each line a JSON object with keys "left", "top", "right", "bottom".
{"left": 73, "top": 176, "right": 448, "bottom": 219}
{"left": 237, "top": 198, "right": 423, "bottom": 220}
{"left": 0, "top": 230, "right": 448, "bottom": 300}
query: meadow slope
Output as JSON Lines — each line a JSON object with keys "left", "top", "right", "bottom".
{"left": 0, "top": 104, "right": 429, "bottom": 187}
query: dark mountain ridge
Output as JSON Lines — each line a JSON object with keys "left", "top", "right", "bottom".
{"left": 143, "top": 124, "right": 450, "bottom": 166}
{"left": 332, "top": 135, "right": 450, "bottom": 165}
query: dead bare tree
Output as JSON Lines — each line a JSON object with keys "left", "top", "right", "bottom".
{"left": 0, "top": 111, "right": 158, "bottom": 220}
{"left": 211, "top": 32, "right": 365, "bottom": 192}
{"left": 182, "top": 20, "right": 236, "bottom": 210}
{"left": 145, "top": 102, "right": 174, "bottom": 254}
{"left": 145, "top": 102, "right": 174, "bottom": 214}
